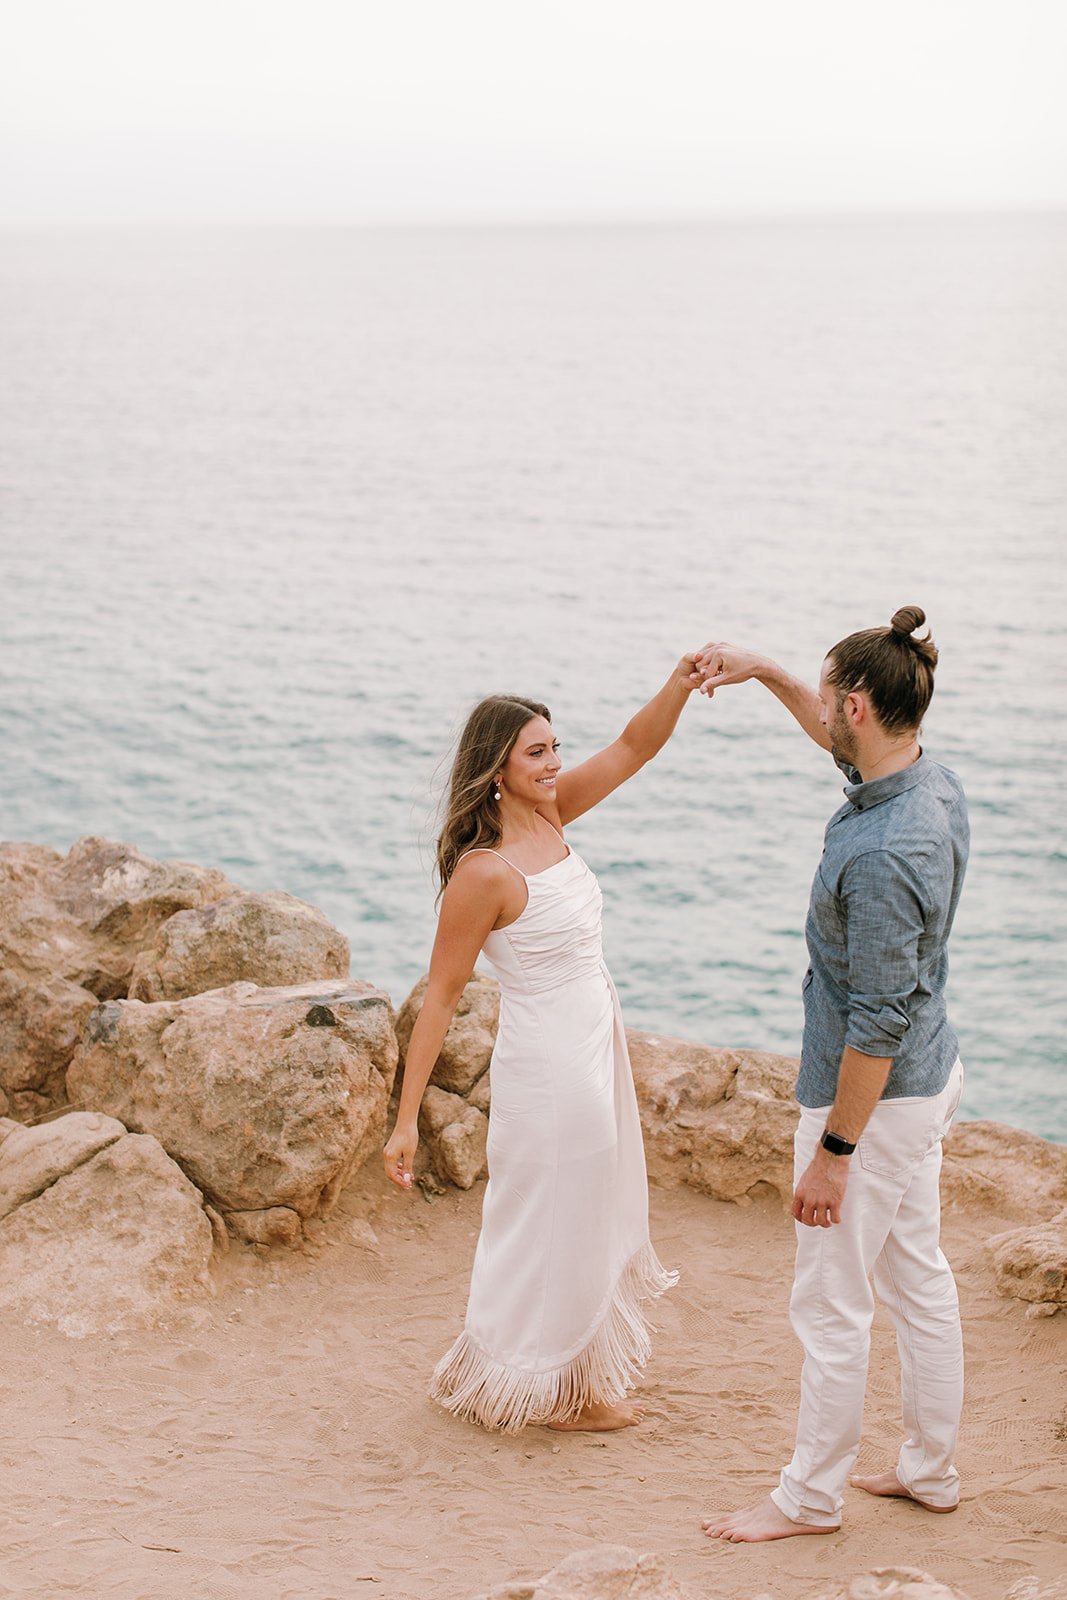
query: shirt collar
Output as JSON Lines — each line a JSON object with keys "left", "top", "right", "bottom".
{"left": 843, "top": 750, "right": 929, "bottom": 811}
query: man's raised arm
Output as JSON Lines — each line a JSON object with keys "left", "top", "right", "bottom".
{"left": 697, "top": 642, "right": 832, "bottom": 752}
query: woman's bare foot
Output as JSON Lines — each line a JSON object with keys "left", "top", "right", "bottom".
{"left": 851, "top": 1470, "right": 958, "bottom": 1513}
{"left": 546, "top": 1398, "right": 645, "bottom": 1432}
{"left": 702, "top": 1495, "right": 839, "bottom": 1542}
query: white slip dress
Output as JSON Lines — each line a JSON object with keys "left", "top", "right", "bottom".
{"left": 428, "top": 840, "right": 677, "bottom": 1432}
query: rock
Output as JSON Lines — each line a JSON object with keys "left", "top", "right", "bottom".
{"left": 0, "top": 1110, "right": 126, "bottom": 1220}
{"left": 128, "top": 890, "right": 349, "bottom": 1002}
{"left": 812, "top": 1573, "right": 974, "bottom": 1600}
{"left": 472, "top": 1549, "right": 977, "bottom": 1600}
{"left": 397, "top": 971, "right": 499, "bottom": 1095}
{"left": 628, "top": 1031, "right": 800, "bottom": 1204}
{"left": 0, "top": 967, "right": 99, "bottom": 1119}
{"left": 419, "top": 1085, "right": 489, "bottom": 1190}
{"left": 0, "top": 837, "right": 235, "bottom": 1118}
{"left": 1006, "top": 1577, "right": 1067, "bottom": 1600}
{"left": 226, "top": 1206, "right": 303, "bottom": 1247}
{"left": 987, "top": 1208, "right": 1067, "bottom": 1309}
{"left": 0, "top": 1130, "right": 216, "bottom": 1336}
{"left": 941, "top": 1121, "right": 1067, "bottom": 1221}
{"left": 473, "top": 1544, "right": 704, "bottom": 1600}
{"left": 67, "top": 979, "right": 398, "bottom": 1239}
{"left": 468, "top": 1072, "right": 492, "bottom": 1115}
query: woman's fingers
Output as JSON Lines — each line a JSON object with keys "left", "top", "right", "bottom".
{"left": 384, "top": 1140, "right": 415, "bottom": 1190}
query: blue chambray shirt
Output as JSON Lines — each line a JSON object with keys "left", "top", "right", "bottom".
{"left": 798, "top": 751, "right": 969, "bottom": 1108}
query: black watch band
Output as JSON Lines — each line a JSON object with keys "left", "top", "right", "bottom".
{"left": 821, "top": 1129, "right": 856, "bottom": 1157}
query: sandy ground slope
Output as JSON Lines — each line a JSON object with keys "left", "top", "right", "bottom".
{"left": 1, "top": 1173, "right": 1065, "bottom": 1600}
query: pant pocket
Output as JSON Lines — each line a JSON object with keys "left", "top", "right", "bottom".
{"left": 857, "top": 1098, "right": 946, "bottom": 1180}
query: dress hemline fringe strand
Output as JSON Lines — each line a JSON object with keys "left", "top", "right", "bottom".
{"left": 428, "top": 1242, "right": 678, "bottom": 1433}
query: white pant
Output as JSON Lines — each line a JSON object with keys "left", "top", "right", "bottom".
{"left": 771, "top": 1059, "right": 965, "bottom": 1527}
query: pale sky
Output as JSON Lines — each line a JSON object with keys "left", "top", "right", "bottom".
{"left": 2, "top": 0, "right": 1065, "bottom": 224}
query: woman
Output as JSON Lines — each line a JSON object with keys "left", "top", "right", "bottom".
{"left": 384, "top": 653, "right": 703, "bottom": 1432}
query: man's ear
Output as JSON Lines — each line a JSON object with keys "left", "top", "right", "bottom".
{"left": 846, "top": 690, "right": 867, "bottom": 726}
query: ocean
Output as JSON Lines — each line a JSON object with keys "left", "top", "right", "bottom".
{"left": 1, "top": 214, "right": 1064, "bottom": 1138}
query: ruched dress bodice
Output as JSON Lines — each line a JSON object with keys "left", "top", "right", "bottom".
{"left": 481, "top": 848, "right": 605, "bottom": 995}
{"left": 429, "top": 842, "right": 676, "bottom": 1432}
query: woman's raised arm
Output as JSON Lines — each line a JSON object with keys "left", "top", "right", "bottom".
{"left": 544, "top": 653, "right": 702, "bottom": 828}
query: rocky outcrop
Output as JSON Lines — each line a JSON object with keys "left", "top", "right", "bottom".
{"left": 0, "top": 1113, "right": 216, "bottom": 1336}
{"left": 129, "top": 890, "right": 349, "bottom": 1002}
{"left": 941, "top": 1120, "right": 1067, "bottom": 1221}
{"left": 67, "top": 980, "right": 398, "bottom": 1240}
{"left": 988, "top": 1209, "right": 1067, "bottom": 1314}
{"left": 0, "top": 837, "right": 237, "bottom": 1119}
{"left": 471, "top": 1547, "right": 976, "bottom": 1600}
{"left": 628, "top": 1031, "right": 800, "bottom": 1204}
{"left": 395, "top": 978, "right": 802, "bottom": 1205}
{"left": 396, "top": 971, "right": 498, "bottom": 1095}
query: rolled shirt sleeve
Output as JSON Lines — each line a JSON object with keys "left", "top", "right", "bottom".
{"left": 840, "top": 849, "right": 926, "bottom": 1058}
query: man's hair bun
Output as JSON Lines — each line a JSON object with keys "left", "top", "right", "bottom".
{"left": 891, "top": 605, "right": 926, "bottom": 637}
{"left": 827, "top": 606, "right": 938, "bottom": 732}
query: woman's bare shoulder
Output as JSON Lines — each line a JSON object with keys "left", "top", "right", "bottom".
{"left": 448, "top": 849, "right": 512, "bottom": 889}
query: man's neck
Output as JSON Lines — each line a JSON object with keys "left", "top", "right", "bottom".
{"left": 854, "top": 738, "right": 922, "bottom": 785}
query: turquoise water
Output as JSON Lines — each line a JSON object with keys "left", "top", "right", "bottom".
{"left": 1, "top": 215, "right": 1064, "bottom": 1138}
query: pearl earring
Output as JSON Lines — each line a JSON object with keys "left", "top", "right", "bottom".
{"left": 493, "top": 782, "right": 502, "bottom": 800}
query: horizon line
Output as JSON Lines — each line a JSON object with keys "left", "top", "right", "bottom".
{"left": 2, "top": 201, "right": 1066, "bottom": 234}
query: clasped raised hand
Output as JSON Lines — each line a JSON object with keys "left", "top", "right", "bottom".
{"left": 694, "top": 641, "right": 771, "bottom": 696}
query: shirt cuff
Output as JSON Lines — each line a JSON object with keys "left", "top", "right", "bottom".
{"left": 844, "top": 1003, "right": 909, "bottom": 1058}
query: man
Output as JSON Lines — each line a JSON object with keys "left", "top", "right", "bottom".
{"left": 698, "top": 606, "right": 968, "bottom": 1543}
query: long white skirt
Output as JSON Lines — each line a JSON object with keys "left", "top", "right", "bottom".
{"left": 429, "top": 964, "right": 676, "bottom": 1432}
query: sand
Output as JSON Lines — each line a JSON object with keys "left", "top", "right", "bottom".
{"left": 1, "top": 1171, "right": 1065, "bottom": 1600}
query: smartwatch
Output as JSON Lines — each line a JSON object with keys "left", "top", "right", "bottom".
{"left": 820, "top": 1129, "right": 857, "bottom": 1157}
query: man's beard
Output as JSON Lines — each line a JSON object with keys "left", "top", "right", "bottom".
{"left": 829, "top": 712, "right": 857, "bottom": 769}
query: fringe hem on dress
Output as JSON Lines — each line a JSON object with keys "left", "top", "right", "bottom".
{"left": 428, "top": 1242, "right": 678, "bottom": 1433}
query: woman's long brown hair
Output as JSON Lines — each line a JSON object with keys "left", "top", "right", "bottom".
{"left": 435, "top": 695, "right": 551, "bottom": 896}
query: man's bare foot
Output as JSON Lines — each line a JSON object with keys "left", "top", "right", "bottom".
{"left": 851, "top": 1470, "right": 958, "bottom": 1513}
{"left": 546, "top": 1398, "right": 644, "bottom": 1432}
{"left": 702, "top": 1495, "right": 839, "bottom": 1543}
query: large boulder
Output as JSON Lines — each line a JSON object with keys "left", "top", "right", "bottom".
{"left": 988, "top": 1209, "right": 1067, "bottom": 1312}
{"left": 628, "top": 1031, "right": 800, "bottom": 1204}
{"left": 0, "top": 837, "right": 235, "bottom": 1119}
{"left": 129, "top": 890, "right": 350, "bottom": 1001}
{"left": 941, "top": 1120, "right": 1067, "bottom": 1221}
{"left": 396, "top": 971, "right": 499, "bottom": 1095}
{"left": 67, "top": 979, "right": 398, "bottom": 1241}
{"left": 0, "top": 1118, "right": 216, "bottom": 1336}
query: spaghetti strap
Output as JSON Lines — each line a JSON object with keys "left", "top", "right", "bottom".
{"left": 461, "top": 846, "right": 527, "bottom": 878}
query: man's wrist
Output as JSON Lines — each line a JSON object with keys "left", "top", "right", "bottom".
{"left": 753, "top": 656, "right": 783, "bottom": 688}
